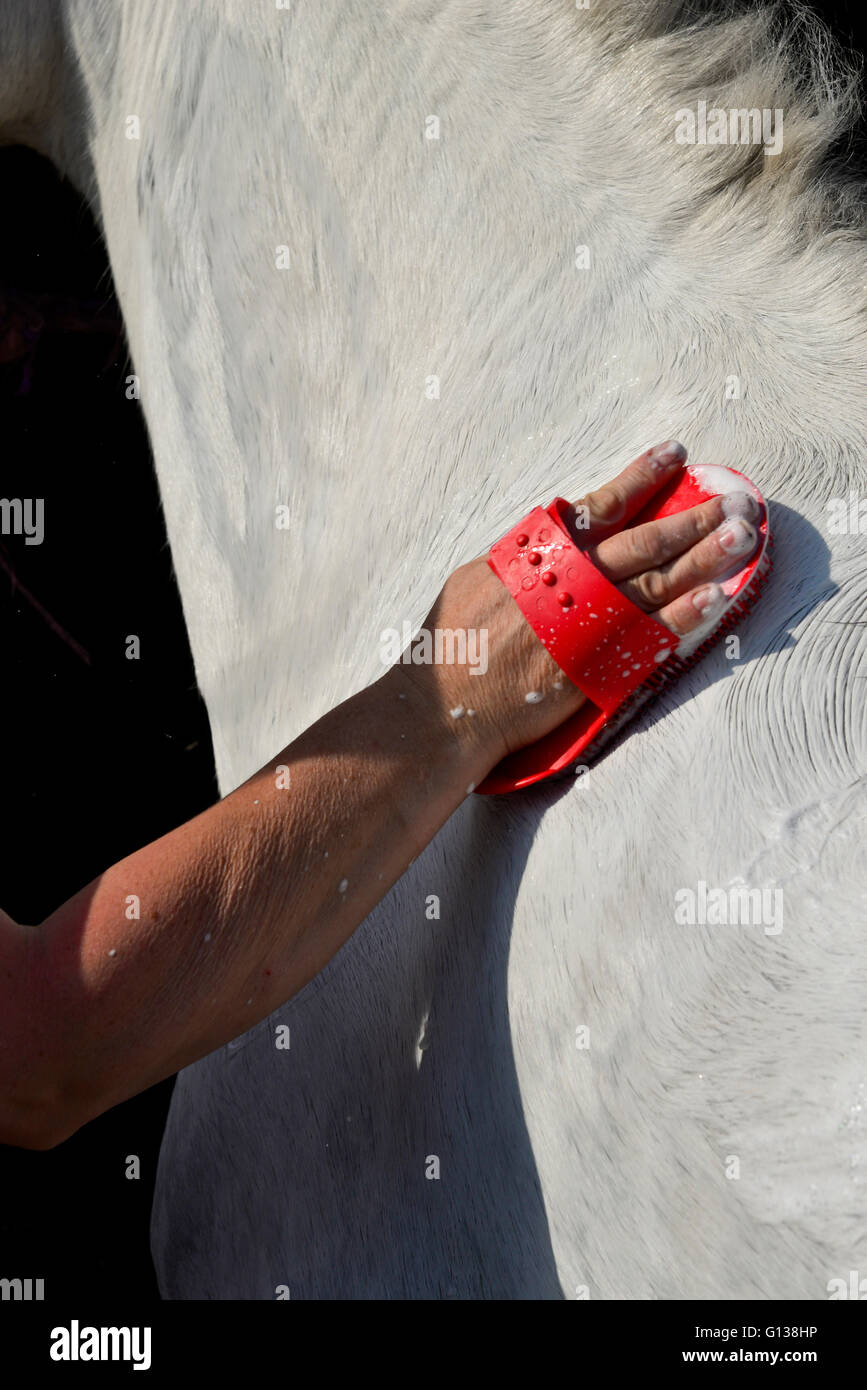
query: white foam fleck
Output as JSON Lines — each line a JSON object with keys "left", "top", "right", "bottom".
{"left": 654, "top": 648, "right": 671, "bottom": 662}
{"left": 525, "top": 691, "right": 544, "bottom": 703}
{"left": 108, "top": 948, "right": 117, "bottom": 958}
{"left": 450, "top": 706, "right": 466, "bottom": 719}
{"left": 338, "top": 878, "right": 348, "bottom": 893}
{"left": 688, "top": 463, "right": 760, "bottom": 500}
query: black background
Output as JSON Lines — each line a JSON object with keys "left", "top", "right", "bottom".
{"left": 0, "top": 149, "right": 216, "bottom": 1302}
{"left": 0, "top": 0, "right": 865, "bottom": 1308}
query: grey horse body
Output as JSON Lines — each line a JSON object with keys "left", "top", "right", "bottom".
{"left": 3, "top": 0, "right": 866, "bottom": 1297}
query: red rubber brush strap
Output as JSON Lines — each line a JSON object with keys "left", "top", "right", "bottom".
{"left": 487, "top": 497, "right": 679, "bottom": 714}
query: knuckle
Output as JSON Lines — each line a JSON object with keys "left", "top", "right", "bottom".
{"left": 658, "top": 603, "right": 686, "bottom": 636}
{"left": 586, "top": 486, "right": 626, "bottom": 525}
{"left": 635, "top": 569, "right": 670, "bottom": 607}
{"left": 695, "top": 504, "right": 720, "bottom": 538}
{"left": 626, "top": 520, "right": 663, "bottom": 568}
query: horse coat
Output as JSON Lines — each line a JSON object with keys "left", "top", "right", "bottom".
{"left": 4, "top": 0, "right": 867, "bottom": 1297}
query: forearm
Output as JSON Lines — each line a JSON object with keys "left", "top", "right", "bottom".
{"left": 16, "top": 664, "right": 495, "bottom": 1146}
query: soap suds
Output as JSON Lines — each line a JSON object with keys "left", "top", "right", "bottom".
{"left": 688, "top": 463, "right": 761, "bottom": 502}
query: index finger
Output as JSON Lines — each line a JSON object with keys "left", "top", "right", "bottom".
{"left": 568, "top": 440, "right": 688, "bottom": 541}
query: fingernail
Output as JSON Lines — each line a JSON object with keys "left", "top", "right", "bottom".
{"left": 721, "top": 491, "right": 759, "bottom": 521}
{"left": 692, "top": 583, "right": 724, "bottom": 615}
{"left": 649, "top": 439, "right": 688, "bottom": 473}
{"left": 717, "top": 518, "right": 756, "bottom": 554}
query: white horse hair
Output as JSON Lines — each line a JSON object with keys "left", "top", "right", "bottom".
{"left": 3, "top": 0, "right": 866, "bottom": 1297}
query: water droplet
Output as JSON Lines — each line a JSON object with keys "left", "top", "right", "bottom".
{"left": 525, "top": 691, "right": 543, "bottom": 703}
{"left": 204, "top": 933, "right": 212, "bottom": 943}
{"left": 108, "top": 948, "right": 117, "bottom": 958}
{"left": 338, "top": 878, "right": 349, "bottom": 893}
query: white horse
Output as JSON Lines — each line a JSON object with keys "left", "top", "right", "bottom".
{"left": 5, "top": 0, "right": 866, "bottom": 1297}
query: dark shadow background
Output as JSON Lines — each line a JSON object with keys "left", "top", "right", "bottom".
{"left": 0, "top": 0, "right": 864, "bottom": 1304}
{"left": 0, "top": 148, "right": 217, "bottom": 1302}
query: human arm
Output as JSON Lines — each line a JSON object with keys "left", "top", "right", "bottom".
{"left": 2, "top": 442, "right": 759, "bottom": 1147}
{"left": 4, "top": 563, "right": 582, "bottom": 1150}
